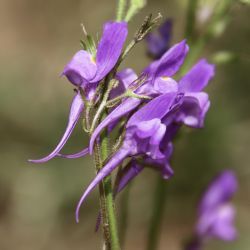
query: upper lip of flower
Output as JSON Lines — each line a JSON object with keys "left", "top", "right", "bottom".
{"left": 62, "top": 21, "right": 128, "bottom": 87}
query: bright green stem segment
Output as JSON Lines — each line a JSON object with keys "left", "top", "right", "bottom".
{"left": 100, "top": 122, "right": 120, "bottom": 250}
{"left": 146, "top": 176, "right": 167, "bottom": 250}
{"left": 185, "top": 0, "right": 198, "bottom": 41}
{"left": 119, "top": 183, "right": 131, "bottom": 247}
{"left": 124, "top": 0, "right": 146, "bottom": 22}
{"left": 116, "top": 0, "right": 127, "bottom": 21}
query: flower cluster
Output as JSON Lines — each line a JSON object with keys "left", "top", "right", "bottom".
{"left": 29, "top": 19, "right": 216, "bottom": 224}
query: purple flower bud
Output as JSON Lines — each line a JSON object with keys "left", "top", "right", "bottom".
{"left": 146, "top": 19, "right": 173, "bottom": 59}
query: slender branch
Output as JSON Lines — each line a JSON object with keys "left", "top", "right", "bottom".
{"left": 185, "top": 0, "right": 198, "bottom": 41}
{"left": 146, "top": 176, "right": 168, "bottom": 250}
{"left": 119, "top": 183, "right": 131, "bottom": 247}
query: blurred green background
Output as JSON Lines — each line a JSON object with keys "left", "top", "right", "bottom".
{"left": 0, "top": 0, "right": 249, "bottom": 249}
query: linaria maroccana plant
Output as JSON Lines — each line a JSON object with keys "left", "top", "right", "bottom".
{"left": 29, "top": 0, "right": 239, "bottom": 249}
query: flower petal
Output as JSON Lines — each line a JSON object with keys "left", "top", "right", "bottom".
{"left": 175, "top": 92, "right": 210, "bottom": 128}
{"left": 136, "top": 119, "right": 161, "bottom": 138}
{"left": 92, "top": 21, "right": 128, "bottom": 82}
{"left": 199, "top": 170, "right": 238, "bottom": 213}
{"left": 160, "top": 162, "right": 174, "bottom": 179}
{"left": 146, "top": 33, "right": 166, "bottom": 59}
{"left": 89, "top": 97, "right": 141, "bottom": 154}
{"left": 62, "top": 50, "right": 97, "bottom": 85}
{"left": 29, "top": 93, "right": 84, "bottom": 163}
{"left": 57, "top": 147, "right": 89, "bottom": 159}
{"left": 159, "top": 19, "right": 172, "bottom": 42}
{"left": 212, "top": 205, "right": 237, "bottom": 241}
{"left": 179, "top": 59, "right": 215, "bottom": 92}
{"left": 196, "top": 204, "right": 237, "bottom": 241}
{"left": 127, "top": 92, "right": 178, "bottom": 127}
{"left": 76, "top": 146, "right": 130, "bottom": 222}
{"left": 117, "top": 68, "right": 138, "bottom": 90}
{"left": 114, "top": 160, "right": 143, "bottom": 195}
{"left": 153, "top": 77, "right": 178, "bottom": 94}
{"left": 144, "top": 40, "right": 189, "bottom": 78}
{"left": 146, "top": 19, "right": 172, "bottom": 59}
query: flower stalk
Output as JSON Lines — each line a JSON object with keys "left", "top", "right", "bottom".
{"left": 92, "top": 122, "right": 120, "bottom": 249}
{"left": 146, "top": 176, "right": 168, "bottom": 250}
{"left": 92, "top": 95, "right": 120, "bottom": 249}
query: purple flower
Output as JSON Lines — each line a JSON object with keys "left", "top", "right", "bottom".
{"left": 196, "top": 170, "right": 238, "bottom": 241}
{"left": 62, "top": 21, "right": 128, "bottom": 100}
{"left": 29, "top": 21, "right": 127, "bottom": 163}
{"left": 76, "top": 92, "right": 183, "bottom": 222}
{"left": 146, "top": 19, "right": 172, "bottom": 59}
{"left": 186, "top": 171, "right": 237, "bottom": 250}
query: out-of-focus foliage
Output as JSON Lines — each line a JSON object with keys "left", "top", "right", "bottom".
{"left": 0, "top": 0, "right": 249, "bottom": 249}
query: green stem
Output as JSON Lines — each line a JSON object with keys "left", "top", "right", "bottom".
{"left": 93, "top": 143, "right": 111, "bottom": 249}
{"left": 91, "top": 107, "right": 120, "bottom": 249}
{"left": 116, "top": 0, "right": 126, "bottom": 21}
{"left": 100, "top": 127, "right": 120, "bottom": 250}
{"left": 146, "top": 176, "right": 168, "bottom": 250}
{"left": 185, "top": 0, "right": 198, "bottom": 41}
{"left": 119, "top": 183, "right": 131, "bottom": 247}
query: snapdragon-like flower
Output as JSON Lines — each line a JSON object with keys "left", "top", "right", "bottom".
{"left": 29, "top": 21, "right": 127, "bottom": 163}
{"left": 146, "top": 19, "right": 172, "bottom": 59}
{"left": 89, "top": 46, "right": 214, "bottom": 155}
{"left": 186, "top": 170, "right": 237, "bottom": 250}
{"left": 89, "top": 40, "right": 189, "bottom": 153}
{"left": 62, "top": 21, "right": 128, "bottom": 100}
{"left": 76, "top": 92, "right": 183, "bottom": 221}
